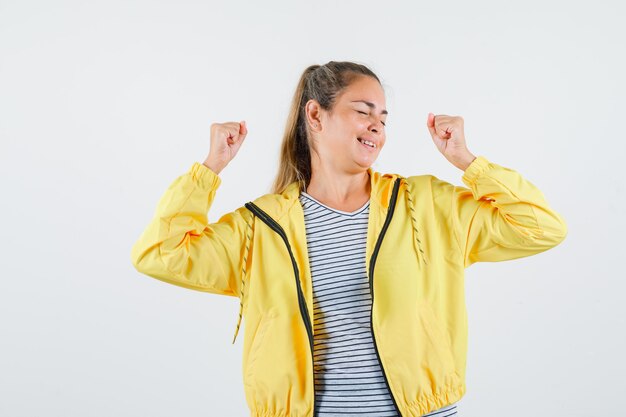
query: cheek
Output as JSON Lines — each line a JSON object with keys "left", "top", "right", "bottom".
{"left": 347, "top": 115, "right": 368, "bottom": 130}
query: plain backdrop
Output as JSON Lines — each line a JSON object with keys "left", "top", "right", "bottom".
{"left": 1, "top": 0, "right": 624, "bottom": 416}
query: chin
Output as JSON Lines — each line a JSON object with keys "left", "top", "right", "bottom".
{"left": 355, "top": 157, "right": 377, "bottom": 169}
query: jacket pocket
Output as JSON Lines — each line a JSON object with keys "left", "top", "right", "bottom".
{"left": 244, "top": 312, "right": 274, "bottom": 382}
{"left": 418, "top": 303, "right": 456, "bottom": 372}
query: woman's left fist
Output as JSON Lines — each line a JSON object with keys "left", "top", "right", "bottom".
{"left": 427, "top": 113, "right": 476, "bottom": 171}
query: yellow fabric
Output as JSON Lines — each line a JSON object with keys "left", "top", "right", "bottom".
{"left": 131, "top": 156, "right": 567, "bottom": 417}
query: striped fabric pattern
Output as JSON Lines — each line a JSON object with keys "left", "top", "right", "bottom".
{"left": 299, "top": 191, "right": 458, "bottom": 417}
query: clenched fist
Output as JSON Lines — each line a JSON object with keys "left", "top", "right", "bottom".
{"left": 427, "top": 113, "right": 476, "bottom": 171}
{"left": 203, "top": 120, "right": 248, "bottom": 174}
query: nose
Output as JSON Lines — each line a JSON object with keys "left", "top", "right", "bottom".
{"left": 369, "top": 116, "right": 385, "bottom": 131}
{"left": 369, "top": 121, "right": 384, "bottom": 134}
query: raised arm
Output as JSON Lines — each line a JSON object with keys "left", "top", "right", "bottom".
{"left": 131, "top": 119, "right": 251, "bottom": 295}
{"left": 433, "top": 156, "right": 567, "bottom": 268}
{"left": 130, "top": 161, "right": 252, "bottom": 296}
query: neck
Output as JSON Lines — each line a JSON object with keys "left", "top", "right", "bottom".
{"left": 305, "top": 162, "right": 371, "bottom": 205}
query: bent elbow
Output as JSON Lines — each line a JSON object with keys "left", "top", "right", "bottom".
{"left": 525, "top": 204, "right": 568, "bottom": 248}
{"left": 529, "top": 212, "right": 568, "bottom": 249}
{"left": 130, "top": 247, "right": 143, "bottom": 272}
{"left": 130, "top": 240, "right": 155, "bottom": 274}
{"left": 545, "top": 210, "right": 568, "bottom": 247}
{"left": 552, "top": 215, "right": 568, "bottom": 246}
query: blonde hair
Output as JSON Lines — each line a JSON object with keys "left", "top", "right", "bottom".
{"left": 270, "top": 61, "right": 382, "bottom": 194}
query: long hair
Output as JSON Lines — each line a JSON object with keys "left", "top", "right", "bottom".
{"left": 270, "top": 61, "right": 382, "bottom": 194}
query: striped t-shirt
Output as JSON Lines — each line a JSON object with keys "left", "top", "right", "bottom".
{"left": 299, "top": 190, "right": 458, "bottom": 417}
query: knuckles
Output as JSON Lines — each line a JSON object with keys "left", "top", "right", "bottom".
{"left": 435, "top": 115, "right": 464, "bottom": 128}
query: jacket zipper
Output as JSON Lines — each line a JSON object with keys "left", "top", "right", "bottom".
{"left": 244, "top": 177, "right": 402, "bottom": 417}
{"left": 243, "top": 202, "right": 317, "bottom": 417}
{"left": 368, "top": 177, "right": 404, "bottom": 417}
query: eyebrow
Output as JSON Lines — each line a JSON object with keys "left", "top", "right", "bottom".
{"left": 350, "top": 100, "right": 388, "bottom": 115}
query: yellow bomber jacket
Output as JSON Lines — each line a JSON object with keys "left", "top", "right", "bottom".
{"left": 130, "top": 156, "right": 567, "bottom": 417}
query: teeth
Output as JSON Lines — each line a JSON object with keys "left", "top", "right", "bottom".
{"left": 359, "top": 138, "right": 376, "bottom": 148}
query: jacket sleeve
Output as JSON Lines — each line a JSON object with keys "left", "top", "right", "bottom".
{"left": 434, "top": 155, "right": 568, "bottom": 268}
{"left": 130, "top": 161, "right": 251, "bottom": 296}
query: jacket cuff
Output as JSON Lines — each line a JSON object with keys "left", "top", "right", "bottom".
{"left": 189, "top": 162, "right": 222, "bottom": 190}
{"left": 461, "top": 155, "right": 492, "bottom": 186}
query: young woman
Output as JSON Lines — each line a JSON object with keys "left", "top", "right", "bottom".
{"left": 131, "top": 61, "right": 567, "bottom": 417}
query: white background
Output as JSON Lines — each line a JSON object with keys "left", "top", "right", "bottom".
{"left": 1, "top": 0, "right": 624, "bottom": 416}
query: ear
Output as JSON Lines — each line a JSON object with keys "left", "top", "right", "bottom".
{"left": 305, "top": 99, "right": 323, "bottom": 132}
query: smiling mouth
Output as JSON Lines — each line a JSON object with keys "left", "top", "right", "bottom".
{"left": 357, "top": 137, "right": 377, "bottom": 148}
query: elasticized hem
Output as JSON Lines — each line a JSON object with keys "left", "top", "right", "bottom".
{"left": 189, "top": 161, "right": 222, "bottom": 190}
{"left": 461, "top": 155, "right": 491, "bottom": 186}
{"left": 404, "top": 383, "right": 466, "bottom": 417}
{"left": 251, "top": 411, "right": 309, "bottom": 417}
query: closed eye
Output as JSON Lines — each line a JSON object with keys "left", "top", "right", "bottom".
{"left": 357, "top": 110, "right": 386, "bottom": 126}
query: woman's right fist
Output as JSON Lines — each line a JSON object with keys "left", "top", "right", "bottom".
{"left": 203, "top": 120, "right": 248, "bottom": 174}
